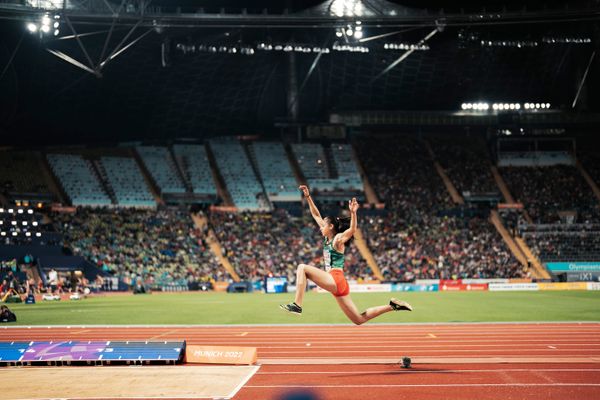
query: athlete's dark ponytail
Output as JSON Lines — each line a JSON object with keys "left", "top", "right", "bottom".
{"left": 325, "top": 216, "right": 354, "bottom": 243}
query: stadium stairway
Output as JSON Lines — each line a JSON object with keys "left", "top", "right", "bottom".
{"left": 129, "top": 149, "right": 165, "bottom": 206}
{"left": 38, "top": 152, "right": 67, "bottom": 204}
{"left": 491, "top": 166, "right": 515, "bottom": 203}
{"left": 576, "top": 159, "right": 600, "bottom": 203}
{"left": 284, "top": 143, "right": 307, "bottom": 186}
{"left": 492, "top": 166, "right": 534, "bottom": 224}
{"left": 490, "top": 210, "right": 529, "bottom": 272}
{"left": 169, "top": 146, "right": 193, "bottom": 193}
{"left": 353, "top": 228, "right": 384, "bottom": 280}
{"left": 243, "top": 142, "right": 273, "bottom": 210}
{"left": 514, "top": 236, "right": 552, "bottom": 280}
{"left": 204, "top": 142, "right": 234, "bottom": 207}
{"left": 351, "top": 144, "right": 380, "bottom": 205}
{"left": 323, "top": 144, "right": 339, "bottom": 179}
{"left": 191, "top": 213, "right": 240, "bottom": 282}
{"left": 424, "top": 140, "right": 464, "bottom": 205}
{"left": 91, "top": 159, "right": 117, "bottom": 205}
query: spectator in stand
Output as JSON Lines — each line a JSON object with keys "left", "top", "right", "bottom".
{"left": 48, "top": 268, "right": 58, "bottom": 294}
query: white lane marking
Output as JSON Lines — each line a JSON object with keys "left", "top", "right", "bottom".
{"left": 244, "top": 383, "right": 600, "bottom": 388}
{"left": 227, "top": 365, "right": 261, "bottom": 399}
{"left": 255, "top": 368, "right": 600, "bottom": 374}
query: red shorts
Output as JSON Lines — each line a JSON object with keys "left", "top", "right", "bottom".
{"left": 330, "top": 269, "right": 350, "bottom": 297}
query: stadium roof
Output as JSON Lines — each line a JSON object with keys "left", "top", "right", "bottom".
{"left": 0, "top": 1, "right": 598, "bottom": 143}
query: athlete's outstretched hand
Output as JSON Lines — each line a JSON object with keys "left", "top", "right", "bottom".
{"left": 349, "top": 197, "right": 359, "bottom": 213}
{"left": 299, "top": 185, "right": 310, "bottom": 198}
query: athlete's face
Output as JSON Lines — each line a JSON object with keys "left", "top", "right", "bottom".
{"left": 321, "top": 218, "right": 335, "bottom": 237}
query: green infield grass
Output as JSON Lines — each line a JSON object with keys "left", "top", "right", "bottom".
{"left": 2, "top": 290, "right": 599, "bottom": 325}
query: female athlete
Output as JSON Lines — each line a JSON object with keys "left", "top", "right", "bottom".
{"left": 280, "top": 185, "right": 412, "bottom": 324}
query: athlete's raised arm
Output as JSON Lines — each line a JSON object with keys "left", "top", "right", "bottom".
{"left": 337, "top": 198, "right": 358, "bottom": 244}
{"left": 299, "top": 185, "right": 326, "bottom": 228}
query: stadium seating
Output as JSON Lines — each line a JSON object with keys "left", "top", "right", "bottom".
{"left": 136, "top": 146, "right": 186, "bottom": 194}
{"left": 100, "top": 156, "right": 155, "bottom": 208}
{"left": 500, "top": 166, "right": 600, "bottom": 223}
{"left": 429, "top": 136, "right": 498, "bottom": 194}
{"left": 330, "top": 144, "right": 363, "bottom": 191}
{"left": 0, "top": 151, "right": 51, "bottom": 196}
{"left": 210, "top": 140, "right": 267, "bottom": 211}
{"left": 52, "top": 208, "right": 225, "bottom": 289}
{"left": 250, "top": 142, "right": 299, "bottom": 201}
{"left": 291, "top": 143, "right": 332, "bottom": 191}
{"left": 522, "top": 224, "right": 600, "bottom": 262}
{"left": 172, "top": 144, "right": 217, "bottom": 196}
{"left": 47, "top": 154, "right": 112, "bottom": 207}
{"left": 209, "top": 210, "right": 372, "bottom": 282}
{"left": 355, "top": 135, "right": 523, "bottom": 280}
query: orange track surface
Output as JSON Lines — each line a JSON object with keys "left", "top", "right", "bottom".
{"left": 2, "top": 323, "right": 600, "bottom": 399}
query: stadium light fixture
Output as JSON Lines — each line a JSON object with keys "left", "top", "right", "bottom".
{"left": 32, "top": 221, "right": 38, "bottom": 226}
{"left": 27, "top": 23, "right": 38, "bottom": 32}
{"left": 36, "top": 232, "right": 42, "bottom": 237}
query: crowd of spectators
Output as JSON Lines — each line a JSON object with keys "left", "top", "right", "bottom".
{"left": 209, "top": 209, "right": 374, "bottom": 283}
{"left": 500, "top": 166, "right": 600, "bottom": 224}
{"left": 429, "top": 136, "right": 499, "bottom": 194}
{"left": 521, "top": 224, "right": 600, "bottom": 262}
{"left": 355, "top": 135, "right": 524, "bottom": 280}
{"left": 52, "top": 207, "right": 226, "bottom": 290}
{"left": 0, "top": 260, "right": 28, "bottom": 297}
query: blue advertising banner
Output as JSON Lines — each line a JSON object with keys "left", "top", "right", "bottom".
{"left": 546, "top": 262, "right": 600, "bottom": 272}
{"left": 391, "top": 284, "right": 439, "bottom": 292}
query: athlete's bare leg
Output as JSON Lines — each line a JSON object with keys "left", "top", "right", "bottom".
{"left": 294, "top": 263, "right": 337, "bottom": 306}
{"left": 335, "top": 295, "right": 396, "bottom": 325}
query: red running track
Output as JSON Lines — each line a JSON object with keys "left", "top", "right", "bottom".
{"left": 2, "top": 322, "right": 600, "bottom": 399}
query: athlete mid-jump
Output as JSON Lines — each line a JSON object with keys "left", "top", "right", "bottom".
{"left": 280, "top": 185, "right": 412, "bottom": 324}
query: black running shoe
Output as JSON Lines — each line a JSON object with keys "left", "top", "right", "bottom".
{"left": 279, "top": 302, "right": 302, "bottom": 315}
{"left": 390, "top": 298, "right": 412, "bottom": 311}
